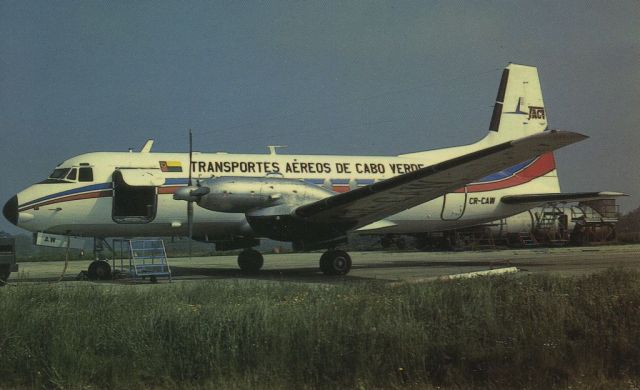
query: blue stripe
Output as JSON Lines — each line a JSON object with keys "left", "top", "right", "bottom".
{"left": 331, "top": 179, "right": 350, "bottom": 185}
{"left": 474, "top": 158, "right": 534, "bottom": 183}
{"left": 20, "top": 183, "right": 112, "bottom": 208}
{"left": 304, "top": 178, "right": 325, "bottom": 185}
{"left": 165, "top": 178, "right": 190, "bottom": 185}
{"left": 356, "top": 179, "right": 375, "bottom": 185}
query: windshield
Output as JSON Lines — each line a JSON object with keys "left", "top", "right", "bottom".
{"left": 48, "top": 168, "right": 71, "bottom": 180}
{"left": 66, "top": 168, "right": 77, "bottom": 181}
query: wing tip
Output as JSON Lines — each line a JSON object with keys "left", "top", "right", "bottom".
{"left": 549, "top": 129, "right": 589, "bottom": 141}
{"left": 510, "top": 130, "right": 588, "bottom": 150}
{"left": 597, "top": 191, "right": 629, "bottom": 197}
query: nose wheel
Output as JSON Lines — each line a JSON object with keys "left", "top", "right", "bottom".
{"left": 319, "top": 250, "right": 352, "bottom": 275}
{"left": 87, "top": 260, "right": 112, "bottom": 280}
{"left": 0, "top": 264, "right": 10, "bottom": 286}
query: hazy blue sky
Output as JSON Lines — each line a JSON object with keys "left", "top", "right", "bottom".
{"left": 1, "top": 1, "right": 639, "bottom": 233}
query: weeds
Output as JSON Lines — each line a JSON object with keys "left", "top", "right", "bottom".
{"left": 1, "top": 269, "right": 639, "bottom": 388}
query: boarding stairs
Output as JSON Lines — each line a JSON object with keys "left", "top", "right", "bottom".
{"left": 516, "top": 231, "right": 538, "bottom": 247}
{"left": 112, "top": 239, "right": 172, "bottom": 283}
{"left": 453, "top": 227, "right": 497, "bottom": 251}
{"left": 535, "top": 208, "right": 569, "bottom": 246}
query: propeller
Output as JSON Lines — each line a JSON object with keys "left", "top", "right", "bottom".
{"left": 172, "top": 130, "right": 210, "bottom": 257}
{"left": 187, "top": 129, "right": 193, "bottom": 258}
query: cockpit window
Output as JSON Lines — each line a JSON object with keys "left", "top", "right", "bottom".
{"left": 42, "top": 167, "right": 92, "bottom": 184}
{"left": 66, "top": 168, "right": 77, "bottom": 181}
{"left": 79, "top": 167, "right": 93, "bottom": 182}
{"left": 49, "top": 168, "right": 71, "bottom": 180}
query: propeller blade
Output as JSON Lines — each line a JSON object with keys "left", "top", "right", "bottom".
{"left": 188, "top": 129, "right": 194, "bottom": 259}
{"left": 187, "top": 200, "right": 193, "bottom": 258}
{"left": 188, "top": 129, "right": 193, "bottom": 187}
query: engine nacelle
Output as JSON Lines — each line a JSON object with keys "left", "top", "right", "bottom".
{"left": 196, "top": 176, "right": 335, "bottom": 213}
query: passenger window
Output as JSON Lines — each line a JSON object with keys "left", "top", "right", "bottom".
{"left": 67, "top": 168, "right": 77, "bottom": 181}
{"left": 79, "top": 167, "right": 94, "bottom": 182}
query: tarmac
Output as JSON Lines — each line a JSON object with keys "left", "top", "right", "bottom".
{"left": 7, "top": 244, "right": 640, "bottom": 285}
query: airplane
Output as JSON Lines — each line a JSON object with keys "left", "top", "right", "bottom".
{"left": 2, "top": 63, "right": 625, "bottom": 280}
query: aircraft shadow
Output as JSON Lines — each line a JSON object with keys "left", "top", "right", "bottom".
{"left": 353, "top": 260, "right": 545, "bottom": 269}
{"left": 6, "top": 259, "right": 551, "bottom": 285}
{"left": 168, "top": 266, "right": 380, "bottom": 284}
{"left": 6, "top": 267, "right": 376, "bottom": 285}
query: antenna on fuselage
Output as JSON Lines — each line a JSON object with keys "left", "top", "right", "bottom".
{"left": 267, "top": 145, "right": 287, "bottom": 155}
{"left": 140, "top": 139, "right": 154, "bottom": 153}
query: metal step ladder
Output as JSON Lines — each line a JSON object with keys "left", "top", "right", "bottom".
{"left": 112, "top": 239, "right": 172, "bottom": 283}
{"left": 517, "top": 231, "right": 539, "bottom": 247}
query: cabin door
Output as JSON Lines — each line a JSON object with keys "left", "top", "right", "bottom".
{"left": 112, "top": 169, "right": 164, "bottom": 224}
{"left": 440, "top": 187, "right": 467, "bottom": 221}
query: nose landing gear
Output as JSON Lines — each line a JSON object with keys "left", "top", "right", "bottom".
{"left": 87, "top": 260, "right": 112, "bottom": 280}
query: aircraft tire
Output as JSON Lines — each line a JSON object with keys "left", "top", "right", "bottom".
{"left": 88, "top": 260, "right": 112, "bottom": 281}
{"left": 0, "top": 264, "right": 10, "bottom": 286}
{"left": 319, "top": 251, "right": 331, "bottom": 274}
{"left": 238, "top": 249, "right": 264, "bottom": 273}
{"left": 319, "top": 250, "right": 352, "bottom": 276}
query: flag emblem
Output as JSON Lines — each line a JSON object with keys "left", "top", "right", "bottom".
{"left": 159, "top": 161, "right": 183, "bottom": 172}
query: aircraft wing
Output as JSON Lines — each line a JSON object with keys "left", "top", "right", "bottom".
{"left": 500, "top": 191, "right": 627, "bottom": 207}
{"left": 295, "top": 130, "right": 586, "bottom": 230}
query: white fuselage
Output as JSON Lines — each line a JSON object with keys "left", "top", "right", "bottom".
{"left": 5, "top": 63, "right": 563, "bottom": 243}
{"left": 10, "top": 146, "right": 560, "bottom": 241}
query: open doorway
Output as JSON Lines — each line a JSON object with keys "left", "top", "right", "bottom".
{"left": 112, "top": 170, "right": 157, "bottom": 223}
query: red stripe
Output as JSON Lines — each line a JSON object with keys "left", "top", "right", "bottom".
{"left": 19, "top": 190, "right": 112, "bottom": 211}
{"left": 455, "top": 153, "right": 556, "bottom": 193}
{"left": 21, "top": 186, "right": 183, "bottom": 211}
{"left": 20, "top": 185, "right": 182, "bottom": 212}
{"left": 158, "top": 186, "right": 182, "bottom": 194}
{"left": 332, "top": 185, "right": 350, "bottom": 193}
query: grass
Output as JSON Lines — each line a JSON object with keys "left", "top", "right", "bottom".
{"left": 1, "top": 269, "right": 640, "bottom": 389}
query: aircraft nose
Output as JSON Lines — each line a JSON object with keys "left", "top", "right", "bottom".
{"left": 3, "top": 195, "right": 18, "bottom": 226}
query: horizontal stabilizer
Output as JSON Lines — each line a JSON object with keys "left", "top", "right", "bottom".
{"left": 501, "top": 191, "right": 627, "bottom": 206}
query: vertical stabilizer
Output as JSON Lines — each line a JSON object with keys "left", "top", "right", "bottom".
{"left": 486, "top": 63, "right": 547, "bottom": 141}
{"left": 484, "top": 64, "right": 560, "bottom": 193}
{"left": 400, "top": 63, "right": 553, "bottom": 160}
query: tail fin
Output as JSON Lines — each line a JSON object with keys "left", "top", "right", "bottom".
{"left": 486, "top": 63, "right": 548, "bottom": 141}
{"left": 400, "top": 63, "right": 554, "bottom": 159}
{"left": 481, "top": 64, "right": 561, "bottom": 194}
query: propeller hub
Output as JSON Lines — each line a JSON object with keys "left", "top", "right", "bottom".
{"left": 173, "top": 186, "right": 210, "bottom": 202}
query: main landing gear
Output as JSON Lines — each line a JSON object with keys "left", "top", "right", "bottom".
{"left": 236, "top": 248, "right": 352, "bottom": 276}
{"left": 237, "top": 248, "right": 264, "bottom": 273}
{"left": 319, "top": 250, "right": 352, "bottom": 276}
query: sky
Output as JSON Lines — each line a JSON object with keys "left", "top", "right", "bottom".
{"left": 1, "top": 1, "right": 639, "bottom": 234}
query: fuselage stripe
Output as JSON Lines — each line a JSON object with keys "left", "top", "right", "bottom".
{"left": 18, "top": 190, "right": 112, "bottom": 212}
{"left": 18, "top": 153, "right": 555, "bottom": 211}
{"left": 18, "top": 183, "right": 112, "bottom": 209}
{"left": 455, "top": 152, "right": 555, "bottom": 193}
